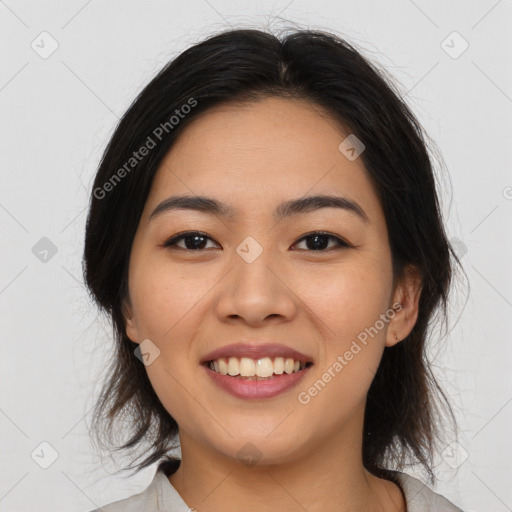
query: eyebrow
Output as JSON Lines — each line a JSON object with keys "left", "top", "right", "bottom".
{"left": 148, "top": 194, "right": 369, "bottom": 224}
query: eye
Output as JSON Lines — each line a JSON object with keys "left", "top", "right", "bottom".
{"left": 162, "top": 230, "right": 349, "bottom": 252}
{"left": 292, "top": 231, "right": 349, "bottom": 252}
{"left": 162, "top": 231, "right": 219, "bottom": 251}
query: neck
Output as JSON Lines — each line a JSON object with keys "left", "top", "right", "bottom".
{"left": 168, "top": 406, "right": 406, "bottom": 512}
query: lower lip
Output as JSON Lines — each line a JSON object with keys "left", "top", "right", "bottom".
{"left": 203, "top": 364, "right": 312, "bottom": 399}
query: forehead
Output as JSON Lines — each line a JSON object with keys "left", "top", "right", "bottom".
{"left": 143, "top": 97, "right": 384, "bottom": 225}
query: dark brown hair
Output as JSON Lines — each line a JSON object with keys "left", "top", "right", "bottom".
{"left": 83, "top": 27, "right": 462, "bottom": 485}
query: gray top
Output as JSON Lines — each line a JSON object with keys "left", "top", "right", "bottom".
{"left": 90, "top": 465, "right": 464, "bottom": 512}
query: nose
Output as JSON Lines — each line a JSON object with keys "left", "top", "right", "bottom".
{"left": 213, "top": 245, "right": 298, "bottom": 326}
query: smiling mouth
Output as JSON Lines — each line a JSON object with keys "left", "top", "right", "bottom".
{"left": 205, "top": 356, "right": 313, "bottom": 380}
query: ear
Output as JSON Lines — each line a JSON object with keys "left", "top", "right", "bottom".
{"left": 385, "top": 264, "right": 423, "bottom": 348}
{"left": 122, "top": 297, "right": 140, "bottom": 344}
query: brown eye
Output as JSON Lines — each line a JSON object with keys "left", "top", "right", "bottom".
{"left": 163, "top": 231, "right": 219, "bottom": 251}
{"left": 162, "top": 230, "right": 349, "bottom": 252}
{"left": 292, "top": 232, "right": 349, "bottom": 251}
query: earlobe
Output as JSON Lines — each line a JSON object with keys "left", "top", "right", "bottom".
{"left": 122, "top": 299, "right": 140, "bottom": 343}
{"left": 386, "top": 306, "right": 404, "bottom": 348}
{"left": 385, "top": 265, "right": 423, "bottom": 347}
{"left": 125, "top": 317, "right": 139, "bottom": 343}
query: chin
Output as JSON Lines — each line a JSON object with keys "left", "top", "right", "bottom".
{"left": 209, "top": 428, "right": 312, "bottom": 468}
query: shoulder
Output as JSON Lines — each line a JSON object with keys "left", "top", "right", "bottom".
{"left": 86, "top": 474, "right": 158, "bottom": 512}
{"left": 391, "top": 471, "right": 464, "bottom": 512}
{"left": 87, "top": 466, "right": 189, "bottom": 512}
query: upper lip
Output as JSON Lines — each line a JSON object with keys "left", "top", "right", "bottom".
{"left": 201, "top": 343, "right": 314, "bottom": 364}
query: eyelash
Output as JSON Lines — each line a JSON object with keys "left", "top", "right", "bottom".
{"left": 162, "top": 231, "right": 350, "bottom": 252}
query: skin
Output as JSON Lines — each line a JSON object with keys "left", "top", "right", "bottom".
{"left": 123, "top": 97, "right": 422, "bottom": 512}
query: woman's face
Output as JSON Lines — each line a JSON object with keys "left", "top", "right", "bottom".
{"left": 124, "top": 97, "right": 420, "bottom": 465}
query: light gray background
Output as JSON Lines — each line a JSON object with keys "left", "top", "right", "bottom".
{"left": 1, "top": 1, "right": 511, "bottom": 511}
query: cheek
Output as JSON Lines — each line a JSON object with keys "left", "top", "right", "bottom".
{"left": 128, "top": 256, "right": 214, "bottom": 410}
{"left": 294, "top": 259, "right": 392, "bottom": 341}
{"left": 293, "top": 260, "right": 391, "bottom": 405}
{"left": 129, "top": 255, "right": 205, "bottom": 338}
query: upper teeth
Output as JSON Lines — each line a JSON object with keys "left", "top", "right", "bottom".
{"left": 208, "top": 357, "right": 307, "bottom": 377}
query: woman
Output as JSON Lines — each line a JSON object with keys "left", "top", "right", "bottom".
{"left": 84, "top": 27, "right": 465, "bottom": 511}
